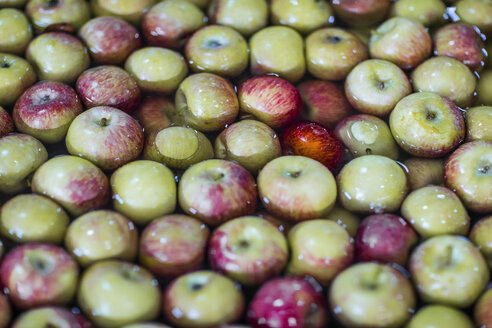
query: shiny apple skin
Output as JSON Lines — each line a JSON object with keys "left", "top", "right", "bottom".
{"left": 79, "top": 16, "right": 141, "bottom": 65}
{"left": 132, "top": 96, "right": 172, "bottom": 136}
{"left": 406, "top": 305, "right": 474, "bottom": 328}
{"left": 248, "top": 277, "right": 328, "bottom": 328}
{"left": 208, "top": 0, "right": 268, "bottom": 36}
{"left": 466, "top": 106, "right": 492, "bottom": 142}
{"left": 0, "top": 106, "right": 12, "bottom": 137}
{"left": 11, "top": 307, "right": 90, "bottom": 328}
{"left": 470, "top": 215, "right": 492, "bottom": 270}
{"left": 331, "top": 0, "right": 391, "bottom": 27}
{"left": 26, "top": 0, "right": 91, "bottom": 34}
{"left": 90, "top": 0, "right": 158, "bottom": 26}
{"left": 0, "top": 243, "right": 79, "bottom": 309}
{"left": 280, "top": 120, "right": 344, "bottom": 172}
{"left": 403, "top": 157, "right": 445, "bottom": 190}
{"left": 0, "top": 53, "right": 37, "bottom": 108}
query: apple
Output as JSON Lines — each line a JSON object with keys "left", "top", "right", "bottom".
{"left": 258, "top": 155, "right": 337, "bottom": 221}
{"left": 306, "top": 27, "right": 368, "bottom": 81}
{"left": 401, "top": 186, "right": 470, "bottom": 238}
{"left": 0, "top": 106, "right": 12, "bottom": 137}
{"left": 163, "top": 270, "right": 244, "bottom": 328}
{"left": 389, "top": 0, "right": 447, "bottom": 26}
{"left": 110, "top": 160, "right": 176, "bottom": 225}
{"left": 325, "top": 204, "right": 360, "bottom": 237}
{"left": 66, "top": 106, "right": 144, "bottom": 171}
{"left": 26, "top": 0, "right": 91, "bottom": 34}
{"left": 13, "top": 81, "right": 83, "bottom": 143}
{"left": 476, "top": 69, "right": 492, "bottom": 106}
{"left": 26, "top": 32, "right": 90, "bottom": 85}
{"left": 403, "top": 157, "right": 445, "bottom": 190}
{"left": 122, "top": 324, "right": 170, "bottom": 328}
{"left": 78, "top": 16, "right": 141, "bottom": 65}
{"left": 249, "top": 26, "right": 305, "bottom": 83}
{"left": 434, "top": 23, "right": 486, "bottom": 73}
{"left": 337, "top": 155, "right": 409, "bottom": 214}
{"left": 185, "top": 25, "right": 248, "bottom": 78}
{"left": 0, "top": 133, "right": 47, "bottom": 194}
{"left": 406, "top": 305, "right": 474, "bottom": 328}
{"left": 271, "top": 0, "right": 334, "bottom": 34}
{"left": 178, "top": 159, "right": 257, "bottom": 226}
{"left": 248, "top": 277, "right": 328, "bottom": 328}
{"left": 142, "top": 0, "right": 206, "bottom": 49}
{"left": 475, "top": 287, "right": 492, "bottom": 327}
{"left": 0, "top": 293, "right": 10, "bottom": 328}
{"left": 297, "top": 80, "right": 353, "bottom": 129}
{"left": 330, "top": 0, "right": 391, "bottom": 27}
{"left": 76, "top": 66, "right": 141, "bottom": 114}
{"left": 214, "top": 119, "right": 281, "bottom": 174}
{"left": 0, "top": 8, "right": 32, "bottom": 54}
{"left": 412, "top": 56, "right": 477, "bottom": 108}
{"left": 139, "top": 214, "right": 209, "bottom": 279}
{"left": 12, "top": 307, "right": 91, "bottom": 328}
{"left": 238, "top": 75, "right": 302, "bottom": 129}
{"left": 78, "top": 260, "right": 161, "bottom": 328}
{"left": 335, "top": 114, "right": 399, "bottom": 160}
{"left": 0, "top": 243, "right": 79, "bottom": 309}
{"left": 209, "top": 216, "right": 288, "bottom": 285}
{"left": 287, "top": 219, "right": 353, "bottom": 286}
{"left": 132, "top": 96, "right": 172, "bottom": 136}
{"left": 255, "top": 210, "right": 294, "bottom": 235}
{"left": 444, "top": 140, "right": 492, "bottom": 213}
{"left": 455, "top": 0, "right": 492, "bottom": 36}
{"left": 0, "top": 0, "right": 26, "bottom": 7}
{"left": 470, "top": 215, "right": 492, "bottom": 269}
{"left": 90, "top": 0, "right": 158, "bottom": 26}
{"left": 369, "top": 17, "right": 432, "bottom": 69}
{"left": 344, "top": 59, "right": 412, "bottom": 116}
{"left": 175, "top": 73, "right": 238, "bottom": 131}
{"left": 208, "top": 0, "right": 268, "bottom": 36}
{"left": 0, "top": 193, "right": 69, "bottom": 244}
{"left": 31, "top": 155, "right": 110, "bottom": 216}
{"left": 389, "top": 92, "right": 466, "bottom": 157}
{"left": 355, "top": 213, "right": 418, "bottom": 266}
{"left": 409, "top": 235, "right": 489, "bottom": 307}
{"left": 0, "top": 53, "right": 36, "bottom": 108}
{"left": 280, "top": 120, "right": 344, "bottom": 172}
{"left": 329, "top": 262, "right": 416, "bottom": 328}
{"left": 125, "top": 47, "right": 188, "bottom": 95}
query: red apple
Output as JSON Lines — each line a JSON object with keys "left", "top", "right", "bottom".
{"left": 297, "top": 80, "right": 353, "bottom": 129}
{"left": 66, "top": 106, "right": 144, "bottom": 171}
{"left": 0, "top": 106, "right": 12, "bottom": 137}
{"left": 238, "top": 75, "right": 302, "bottom": 129}
{"left": 13, "top": 81, "right": 83, "bottom": 144}
{"left": 331, "top": 0, "right": 391, "bottom": 27}
{"left": 248, "top": 277, "right": 328, "bottom": 328}
{"left": 132, "top": 96, "right": 172, "bottom": 136}
{"left": 280, "top": 120, "right": 344, "bottom": 172}
{"left": 75, "top": 65, "right": 141, "bottom": 114}
{"left": 178, "top": 159, "right": 257, "bottom": 226}
{"left": 0, "top": 243, "right": 79, "bottom": 309}
{"left": 355, "top": 213, "right": 418, "bottom": 266}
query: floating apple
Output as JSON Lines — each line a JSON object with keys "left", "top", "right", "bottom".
{"left": 403, "top": 157, "right": 445, "bottom": 190}
{"left": 208, "top": 0, "right": 268, "bottom": 36}
{"left": 470, "top": 215, "right": 492, "bottom": 269}
{"left": 271, "top": 0, "right": 334, "bottom": 34}
{"left": 406, "top": 305, "right": 474, "bottom": 328}
{"left": 331, "top": 0, "right": 391, "bottom": 27}
{"left": 90, "top": 0, "right": 157, "bottom": 26}
{"left": 390, "top": 0, "right": 447, "bottom": 26}
{"left": 0, "top": 8, "right": 31, "bottom": 55}
{"left": 325, "top": 204, "right": 360, "bottom": 237}
{"left": 26, "top": 0, "right": 91, "bottom": 34}
{"left": 455, "top": 0, "right": 492, "bottom": 36}
{"left": 132, "top": 96, "right": 172, "bottom": 136}
{"left": 475, "top": 287, "right": 492, "bottom": 328}
{"left": 12, "top": 307, "right": 91, "bottom": 328}
{"left": 0, "top": 53, "right": 36, "bottom": 108}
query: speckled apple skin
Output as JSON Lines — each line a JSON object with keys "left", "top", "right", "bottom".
{"left": 0, "top": 106, "right": 13, "bottom": 137}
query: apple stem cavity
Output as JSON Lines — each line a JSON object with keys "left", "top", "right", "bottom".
{"left": 285, "top": 170, "right": 301, "bottom": 178}
{"left": 0, "top": 62, "right": 9, "bottom": 69}
{"left": 39, "top": 95, "right": 51, "bottom": 105}
{"left": 204, "top": 39, "right": 223, "bottom": 49}
{"left": 327, "top": 35, "right": 342, "bottom": 44}
{"left": 45, "top": 0, "right": 59, "bottom": 8}
{"left": 361, "top": 265, "right": 383, "bottom": 290}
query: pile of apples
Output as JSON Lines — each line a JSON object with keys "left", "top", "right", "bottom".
{"left": 0, "top": 0, "right": 492, "bottom": 327}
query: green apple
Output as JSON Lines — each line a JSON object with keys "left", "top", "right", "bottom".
{"left": 0, "top": 133, "right": 47, "bottom": 194}
{"left": 456, "top": 0, "right": 492, "bottom": 36}
{"left": 476, "top": 69, "right": 492, "bottom": 106}
{"left": 0, "top": 0, "right": 26, "bottom": 7}
{"left": 125, "top": 47, "right": 188, "bottom": 95}
{"left": 11, "top": 307, "right": 89, "bottom": 328}
{"left": 110, "top": 160, "right": 177, "bottom": 225}
{"left": 390, "top": 0, "right": 447, "bottom": 26}
{"left": 469, "top": 215, "right": 492, "bottom": 269}
{"left": 123, "top": 324, "right": 170, "bottom": 328}
{"left": 270, "top": 0, "right": 334, "bottom": 34}
{"left": 26, "top": 0, "right": 91, "bottom": 34}
{"left": 0, "top": 194, "right": 69, "bottom": 244}
{"left": 403, "top": 157, "right": 445, "bottom": 190}
{"left": 287, "top": 219, "right": 353, "bottom": 286}
{"left": 91, "top": 0, "right": 157, "bottom": 26}
{"left": 185, "top": 25, "right": 248, "bottom": 78}
{"left": 306, "top": 27, "right": 367, "bottom": 81}
{"left": 0, "top": 53, "right": 36, "bottom": 108}
{"left": 26, "top": 32, "right": 90, "bottom": 85}
{"left": 401, "top": 186, "right": 470, "bottom": 238}
{"left": 163, "top": 271, "right": 244, "bottom": 327}
{"left": 78, "top": 260, "right": 161, "bottom": 328}
{"left": 467, "top": 106, "right": 492, "bottom": 142}
{"left": 324, "top": 204, "right": 360, "bottom": 237}
{"left": 409, "top": 235, "right": 489, "bottom": 308}
{"left": 214, "top": 119, "right": 281, "bottom": 174}
{"left": 208, "top": 0, "right": 268, "bottom": 36}
{"left": 65, "top": 210, "right": 138, "bottom": 267}
{"left": 143, "top": 126, "right": 213, "bottom": 170}
{"left": 175, "top": 73, "right": 238, "bottom": 131}
{"left": 0, "top": 8, "right": 32, "bottom": 54}
{"left": 406, "top": 305, "right": 474, "bottom": 328}
{"left": 249, "top": 26, "right": 305, "bottom": 83}
{"left": 412, "top": 56, "right": 477, "bottom": 108}
{"left": 337, "top": 155, "right": 408, "bottom": 214}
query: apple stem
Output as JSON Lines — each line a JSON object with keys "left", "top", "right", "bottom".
{"left": 444, "top": 245, "right": 453, "bottom": 266}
